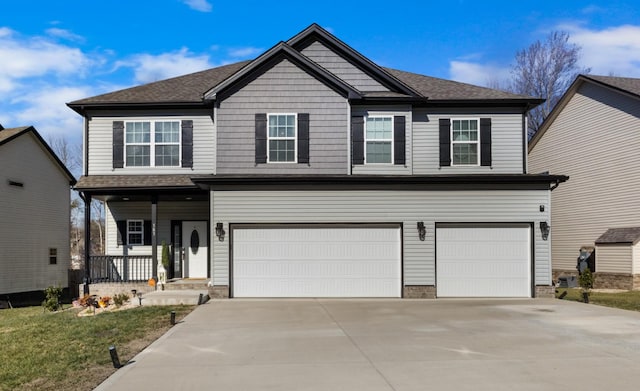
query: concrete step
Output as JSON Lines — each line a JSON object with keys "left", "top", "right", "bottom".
{"left": 141, "top": 289, "right": 209, "bottom": 306}
{"left": 162, "top": 279, "right": 209, "bottom": 291}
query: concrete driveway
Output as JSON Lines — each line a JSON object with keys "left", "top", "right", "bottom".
{"left": 96, "top": 299, "right": 640, "bottom": 390}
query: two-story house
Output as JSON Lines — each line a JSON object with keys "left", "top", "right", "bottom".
{"left": 68, "top": 24, "right": 566, "bottom": 299}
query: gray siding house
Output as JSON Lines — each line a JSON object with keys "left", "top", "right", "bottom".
{"left": 529, "top": 75, "right": 640, "bottom": 289}
{"left": 69, "top": 24, "right": 566, "bottom": 298}
{"left": 0, "top": 125, "right": 76, "bottom": 295}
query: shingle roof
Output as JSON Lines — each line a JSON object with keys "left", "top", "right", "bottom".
{"left": 595, "top": 227, "right": 640, "bottom": 245}
{"left": 68, "top": 61, "right": 251, "bottom": 106}
{"left": 0, "top": 126, "right": 31, "bottom": 144}
{"left": 75, "top": 175, "right": 199, "bottom": 191}
{"left": 68, "top": 61, "right": 537, "bottom": 108}
{"left": 383, "top": 68, "right": 536, "bottom": 100}
{"left": 583, "top": 75, "right": 640, "bottom": 98}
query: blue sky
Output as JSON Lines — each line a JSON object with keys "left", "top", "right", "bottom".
{"left": 1, "top": 0, "right": 639, "bottom": 143}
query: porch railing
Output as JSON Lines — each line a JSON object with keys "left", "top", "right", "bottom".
{"left": 88, "top": 255, "right": 154, "bottom": 283}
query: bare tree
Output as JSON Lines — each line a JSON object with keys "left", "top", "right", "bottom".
{"left": 509, "top": 31, "right": 590, "bottom": 138}
{"left": 91, "top": 199, "right": 105, "bottom": 255}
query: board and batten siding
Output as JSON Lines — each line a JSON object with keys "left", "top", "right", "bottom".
{"left": 413, "top": 108, "right": 525, "bottom": 175}
{"left": 216, "top": 59, "right": 349, "bottom": 175}
{"left": 210, "top": 189, "right": 550, "bottom": 287}
{"left": 85, "top": 109, "right": 215, "bottom": 175}
{"left": 0, "top": 133, "right": 70, "bottom": 293}
{"left": 595, "top": 245, "right": 633, "bottom": 274}
{"left": 529, "top": 82, "right": 640, "bottom": 270}
{"left": 105, "top": 201, "right": 208, "bottom": 257}
{"left": 351, "top": 106, "right": 412, "bottom": 175}
{"left": 300, "top": 40, "right": 390, "bottom": 92}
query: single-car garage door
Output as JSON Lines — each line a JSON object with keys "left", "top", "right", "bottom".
{"left": 436, "top": 225, "right": 531, "bottom": 297}
{"left": 232, "top": 225, "right": 401, "bottom": 298}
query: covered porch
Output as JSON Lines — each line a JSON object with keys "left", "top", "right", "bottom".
{"left": 75, "top": 175, "right": 211, "bottom": 295}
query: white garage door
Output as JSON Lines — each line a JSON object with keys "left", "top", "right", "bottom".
{"left": 436, "top": 225, "right": 531, "bottom": 297}
{"left": 232, "top": 226, "right": 401, "bottom": 298}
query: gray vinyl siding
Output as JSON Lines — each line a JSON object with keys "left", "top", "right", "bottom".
{"left": 216, "top": 59, "right": 348, "bottom": 174}
{"left": 210, "top": 190, "right": 550, "bottom": 287}
{"left": 0, "top": 133, "right": 70, "bottom": 294}
{"left": 85, "top": 109, "right": 215, "bottom": 175}
{"left": 301, "top": 41, "right": 390, "bottom": 92}
{"left": 529, "top": 82, "right": 640, "bottom": 271}
{"left": 595, "top": 245, "right": 632, "bottom": 274}
{"left": 413, "top": 108, "right": 525, "bottom": 174}
{"left": 634, "top": 245, "right": 640, "bottom": 274}
{"left": 351, "top": 106, "right": 412, "bottom": 175}
{"left": 105, "top": 201, "right": 208, "bottom": 258}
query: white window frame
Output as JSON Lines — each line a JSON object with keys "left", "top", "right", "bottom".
{"left": 450, "top": 118, "right": 480, "bottom": 166}
{"left": 127, "top": 219, "right": 144, "bottom": 246}
{"left": 364, "top": 115, "right": 394, "bottom": 165}
{"left": 267, "top": 113, "right": 298, "bottom": 163}
{"left": 124, "top": 120, "right": 181, "bottom": 167}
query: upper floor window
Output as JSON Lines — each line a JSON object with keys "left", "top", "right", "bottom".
{"left": 365, "top": 116, "right": 393, "bottom": 164}
{"left": 268, "top": 114, "right": 297, "bottom": 163}
{"left": 49, "top": 248, "right": 57, "bottom": 265}
{"left": 125, "top": 121, "right": 180, "bottom": 167}
{"left": 451, "top": 119, "right": 479, "bottom": 166}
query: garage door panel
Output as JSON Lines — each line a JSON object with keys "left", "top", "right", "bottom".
{"left": 437, "top": 226, "right": 531, "bottom": 298}
{"left": 233, "top": 227, "right": 401, "bottom": 298}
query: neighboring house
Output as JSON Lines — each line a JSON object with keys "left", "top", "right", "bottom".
{"left": 529, "top": 74, "right": 640, "bottom": 289}
{"left": 68, "top": 24, "right": 566, "bottom": 299}
{"left": 0, "top": 125, "right": 76, "bottom": 295}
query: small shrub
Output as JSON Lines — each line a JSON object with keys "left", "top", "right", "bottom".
{"left": 113, "top": 293, "right": 129, "bottom": 307}
{"left": 79, "top": 294, "right": 99, "bottom": 308}
{"left": 98, "top": 296, "right": 111, "bottom": 308}
{"left": 42, "top": 286, "right": 63, "bottom": 312}
{"left": 579, "top": 268, "right": 594, "bottom": 292}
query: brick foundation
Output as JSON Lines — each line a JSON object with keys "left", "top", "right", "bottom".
{"left": 79, "top": 282, "right": 153, "bottom": 299}
{"left": 208, "top": 285, "right": 230, "bottom": 299}
{"left": 535, "top": 286, "right": 555, "bottom": 298}
{"left": 554, "top": 269, "right": 640, "bottom": 290}
{"left": 403, "top": 285, "right": 436, "bottom": 299}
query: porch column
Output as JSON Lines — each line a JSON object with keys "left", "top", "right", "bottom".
{"left": 151, "top": 195, "right": 158, "bottom": 280}
{"left": 83, "top": 193, "right": 92, "bottom": 295}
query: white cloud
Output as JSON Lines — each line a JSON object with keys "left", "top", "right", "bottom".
{"left": 559, "top": 24, "right": 640, "bottom": 77}
{"left": 227, "top": 46, "right": 262, "bottom": 58}
{"left": 118, "top": 47, "right": 212, "bottom": 83}
{"left": 449, "top": 61, "right": 511, "bottom": 87}
{"left": 46, "top": 28, "right": 85, "bottom": 43}
{"left": 0, "top": 27, "right": 93, "bottom": 93}
{"left": 181, "top": 0, "right": 212, "bottom": 12}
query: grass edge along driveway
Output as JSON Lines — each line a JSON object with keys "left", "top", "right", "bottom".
{"left": 0, "top": 305, "right": 194, "bottom": 391}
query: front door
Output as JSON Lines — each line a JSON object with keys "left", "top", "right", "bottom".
{"left": 182, "top": 221, "right": 208, "bottom": 278}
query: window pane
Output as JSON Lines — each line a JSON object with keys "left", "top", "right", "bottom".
{"left": 155, "top": 121, "right": 180, "bottom": 143}
{"left": 453, "top": 144, "right": 478, "bottom": 165}
{"left": 366, "top": 117, "right": 392, "bottom": 140}
{"left": 126, "top": 145, "right": 150, "bottom": 166}
{"left": 155, "top": 145, "right": 179, "bottom": 166}
{"left": 269, "top": 139, "right": 295, "bottom": 162}
{"left": 366, "top": 141, "right": 392, "bottom": 163}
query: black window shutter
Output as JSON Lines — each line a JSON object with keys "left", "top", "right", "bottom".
{"left": 181, "top": 120, "right": 193, "bottom": 168}
{"left": 116, "top": 220, "right": 127, "bottom": 245}
{"left": 439, "top": 118, "right": 451, "bottom": 167}
{"left": 143, "top": 221, "right": 152, "bottom": 245}
{"left": 393, "top": 116, "right": 406, "bottom": 165}
{"left": 255, "top": 113, "right": 267, "bottom": 164}
{"left": 351, "top": 116, "right": 365, "bottom": 165}
{"left": 480, "top": 118, "right": 492, "bottom": 166}
{"left": 113, "top": 121, "right": 124, "bottom": 168}
{"left": 298, "top": 113, "right": 310, "bottom": 164}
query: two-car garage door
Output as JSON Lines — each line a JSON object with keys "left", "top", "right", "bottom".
{"left": 232, "top": 225, "right": 401, "bottom": 298}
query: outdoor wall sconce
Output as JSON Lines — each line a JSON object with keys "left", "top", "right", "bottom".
{"left": 417, "top": 221, "right": 426, "bottom": 241}
{"left": 540, "top": 221, "right": 550, "bottom": 241}
{"left": 215, "top": 222, "right": 225, "bottom": 242}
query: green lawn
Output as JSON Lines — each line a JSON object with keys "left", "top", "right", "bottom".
{"left": 556, "top": 288, "right": 640, "bottom": 312}
{"left": 0, "top": 305, "right": 194, "bottom": 391}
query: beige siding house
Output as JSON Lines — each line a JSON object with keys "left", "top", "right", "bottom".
{"left": 69, "top": 24, "right": 566, "bottom": 299}
{"left": 0, "top": 126, "right": 76, "bottom": 295}
{"left": 529, "top": 75, "right": 640, "bottom": 289}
